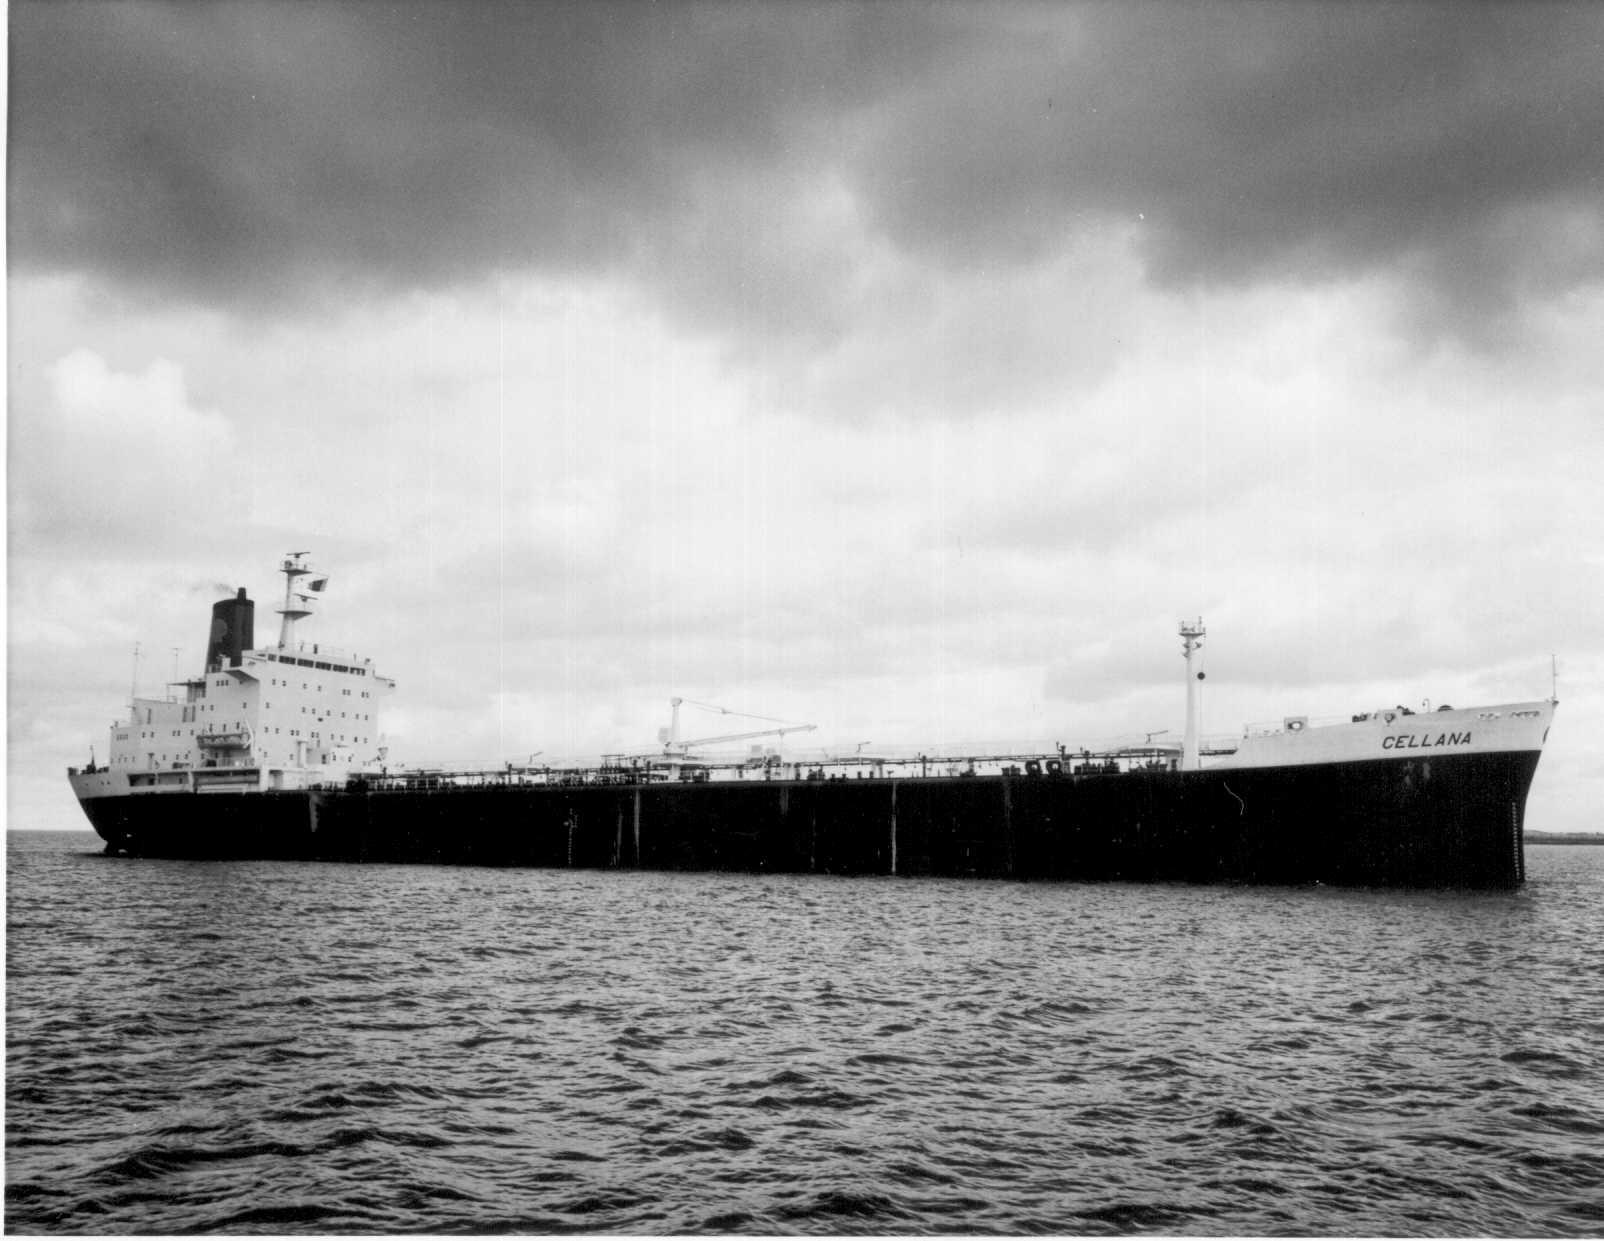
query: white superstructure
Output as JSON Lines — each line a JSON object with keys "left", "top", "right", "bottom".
{"left": 74, "top": 555, "right": 394, "bottom": 798}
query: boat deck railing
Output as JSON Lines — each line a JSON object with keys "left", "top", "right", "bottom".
{"left": 326, "top": 745, "right": 1187, "bottom": 793}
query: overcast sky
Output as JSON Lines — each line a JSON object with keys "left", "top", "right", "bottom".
{"left": 10, "top": 1, "right": 1602, "bottom": 832}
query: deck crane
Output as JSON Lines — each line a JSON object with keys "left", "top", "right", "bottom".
{"left": 659, "top": 696, "right": 816, "bottom": 758}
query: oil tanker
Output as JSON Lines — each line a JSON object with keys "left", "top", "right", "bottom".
{"left": 68, "top": 555, "right": 1555, "bottom": 887}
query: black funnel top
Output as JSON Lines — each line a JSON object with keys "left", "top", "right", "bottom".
{"left": 205, "top": 588, "right": 254, "bottom": 672}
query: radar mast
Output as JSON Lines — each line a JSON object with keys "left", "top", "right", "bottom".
{"left": 276, "top": 552, "right": 322, "bottom": 649}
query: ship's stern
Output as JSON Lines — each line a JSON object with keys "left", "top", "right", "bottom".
{"left": 67, "top": 766, "right": 135, "bottom": 851}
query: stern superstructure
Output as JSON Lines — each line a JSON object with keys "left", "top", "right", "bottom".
{"left": 69, "top": 555, "right": 394, "bottom": 829}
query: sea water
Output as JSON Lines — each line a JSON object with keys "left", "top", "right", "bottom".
{"left": 7, "top": 829, "right": 1603, "bottom": 1235}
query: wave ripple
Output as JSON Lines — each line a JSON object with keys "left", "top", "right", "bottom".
{"left": 8, "top": 832, "right": 1604, "bottom": 1235}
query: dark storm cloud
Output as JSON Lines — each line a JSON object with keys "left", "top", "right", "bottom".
{"left": 861, "top": 3, "right": 1604, "bottom": 337}
{"left": 12, "top": 1, "right": 940, "bottom": 315}
{"left": 12, "top": 1, "right": 1604, "bottom": 336}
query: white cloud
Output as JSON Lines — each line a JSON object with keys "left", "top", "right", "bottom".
{"left": 49, "top": 348, "right": 228, "bottom": 444}
{"left": 13, "top": 348, "right": 236, "bottom": 549}
{"left": 10, "top": 270, "right": 1603, "bottom": 834}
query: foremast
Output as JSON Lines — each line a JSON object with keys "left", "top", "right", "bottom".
{"left": 1180, "top": 618, "right": 1205, "bottom": 771}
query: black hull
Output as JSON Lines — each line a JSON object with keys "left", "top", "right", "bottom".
{"left": 79, "top": 752, "right": 1540, "bottom": 888}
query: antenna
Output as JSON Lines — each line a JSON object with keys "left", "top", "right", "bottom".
{"left": 130, "top": 642, "right": 141, "bottom": 712}
{"left": 1551, "top": 654, "right": 1559, "bottom": 704}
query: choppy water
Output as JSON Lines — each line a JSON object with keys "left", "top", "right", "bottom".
{"left": 7, "top": 829, "right": 1604, "bottom": 1236}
